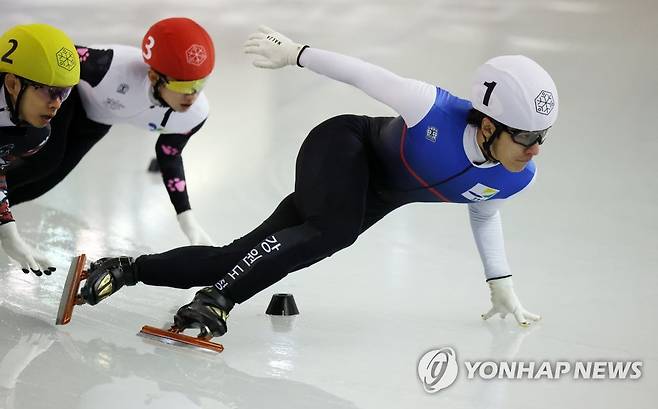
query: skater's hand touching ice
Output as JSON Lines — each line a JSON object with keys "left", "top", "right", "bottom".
{"left": 0, "top": 222, "right": 55, "bottom": 276}
{"left": 481, "top": 276, "right": 540, "bottom": 327}
{"left": 243, "top": 25, "right": 307, "bottom": 69}
{"left": 177, "top": 210, "right": 215, "bottom": 246}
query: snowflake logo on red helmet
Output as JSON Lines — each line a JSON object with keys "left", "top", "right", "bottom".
{"left": 186, "top": 44, "right": 207, "bottom": 66}
{"left": 534, "top": 90, "right": 555, "bottom": 115}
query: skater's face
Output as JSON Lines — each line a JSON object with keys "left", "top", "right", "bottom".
{"left": 479, "top": 117, "right": 542, "bottom": 172}
{"left": 493, "top": 131, "right": 541, "bottom": 172}
{"left": 3, "top": 73, "right": 67, "bottom": 128}
{"left": 148, "top": 70, "right": 203, "bottom": 112}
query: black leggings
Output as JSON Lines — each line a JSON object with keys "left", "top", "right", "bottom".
{"left": 6, "top": 89, "right": 111, "bottom": 205}
{"left": 136, "top": 114, "right": 402, "bottom": 304}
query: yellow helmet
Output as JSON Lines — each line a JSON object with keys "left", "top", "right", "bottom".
{"left": 0, "top": 23, "right": 79, "bottom": 87}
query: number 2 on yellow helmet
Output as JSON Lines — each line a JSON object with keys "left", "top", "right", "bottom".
{"left": 0, "top": 23, "right": 80, "bottom": 87}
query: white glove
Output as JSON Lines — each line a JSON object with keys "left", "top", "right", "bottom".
{"left": 481, "top": 276, "right": 541, "bottom": 327}
{"left": 0, "top": 222, "right": 55, "bottom": 276}
{"left": 177, "top": 210, "right": 215, "bottom": 246}
{"left": 243, "top": 25, "right": 307, "bottom": 69}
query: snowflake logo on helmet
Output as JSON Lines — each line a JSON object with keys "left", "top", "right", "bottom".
{"left": 534, "top": 90, "right": 555, "bottom": 115}
{"left": 186, "top": 44, "right": 207, "bottom": 66}
{"left": 55, "top": 47, "right": 76, "bottom": 71}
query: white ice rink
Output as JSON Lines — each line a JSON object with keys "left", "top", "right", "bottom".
{"left": 1, "top": 0, "right": 657, "bottom": 408}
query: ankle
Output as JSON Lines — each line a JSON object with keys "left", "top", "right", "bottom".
{"left": 200, "top": 286, "right": 235, "bottom": 313}
{"left": 120, "top": 257, "right": 139, "bottom": 286}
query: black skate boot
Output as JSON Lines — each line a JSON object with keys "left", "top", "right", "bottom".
{"left": 80, "top": 257, "right": 138, "bottom": 305}
{"left": 174, "top": 287, "right": 235, "bottom": 338}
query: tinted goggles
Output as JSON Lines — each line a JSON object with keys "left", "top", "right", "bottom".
{"left": 161, "top": 76, "right": 207, "bottom": 94}
{"left": 21, "top": 77, "right": 72, "bottom": 102}
{"left": 505, "top": 127, "right": 549, "bottom": 148}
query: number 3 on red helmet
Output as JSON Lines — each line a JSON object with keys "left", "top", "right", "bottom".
{"left": 141, "top": 17, "right": 215, "bottom": 83}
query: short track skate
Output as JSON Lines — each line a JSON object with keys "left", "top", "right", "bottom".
{"left": 138, "top": 325, "right": 224, "bottom": 353}
{"left": 56, "top": 254, "right": 88, "bottom": 325}
{"left": 57, "top": 254, "right": 224, "bottom": 352}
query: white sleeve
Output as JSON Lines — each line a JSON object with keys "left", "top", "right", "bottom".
{"left": 298, "top": 47, "right": 436, "bottom": 128}
{"left": 468, "top": 200, "right": 512, "bottom": 281}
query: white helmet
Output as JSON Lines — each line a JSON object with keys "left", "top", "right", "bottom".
{"left": 471, "top": 55, "right": 558, "bottom": 131}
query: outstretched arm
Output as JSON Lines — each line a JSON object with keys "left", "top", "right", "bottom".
{"left": 155, "top": 120, "right": 214, "bottom": 246}
{"left": 244, "top": 26, "right": 436, "bottom": 128}
{"left": 468, "top": 200, "right": 540, "bottom": 327}
{"left": 0, "top": 175, "right": 54, "bottom": 275}
{"left": 155, "top": 130, "right": 195, "bottom": 215}
{"left": 468, "top": 200, "right": 511, "bottom": 280}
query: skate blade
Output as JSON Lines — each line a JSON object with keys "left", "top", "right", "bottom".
{"left": 56, "top": 254, "right": 88, "bottom": 325}
{"left": 138, "top": 325, "right": 224, "bottom": 353}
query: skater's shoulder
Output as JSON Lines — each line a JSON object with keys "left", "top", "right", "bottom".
{"left": 433, "top": 86, "right": 472, "bottom": 113}
{"left": 89, "top": 44, "right": 146, "bottom": 74}
{"left": 89, "top": 44, "right": 140, "bottom": 59}
{"left": 407, "top": 86, "right": 471, "bottom": 131}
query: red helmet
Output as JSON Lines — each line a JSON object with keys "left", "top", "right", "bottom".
{"left": 142, "top": 17, "right": 215, "bottom": 80}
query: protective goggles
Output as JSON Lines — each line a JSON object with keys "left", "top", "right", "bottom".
{"left": 505, "top": 126, "right": 549, "bottom": 148}
{"left": 21, "top": 77, "right": 72, "bottom": 102}
{"left": 161, "top": 76, "right": 207, "bottom": 94}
